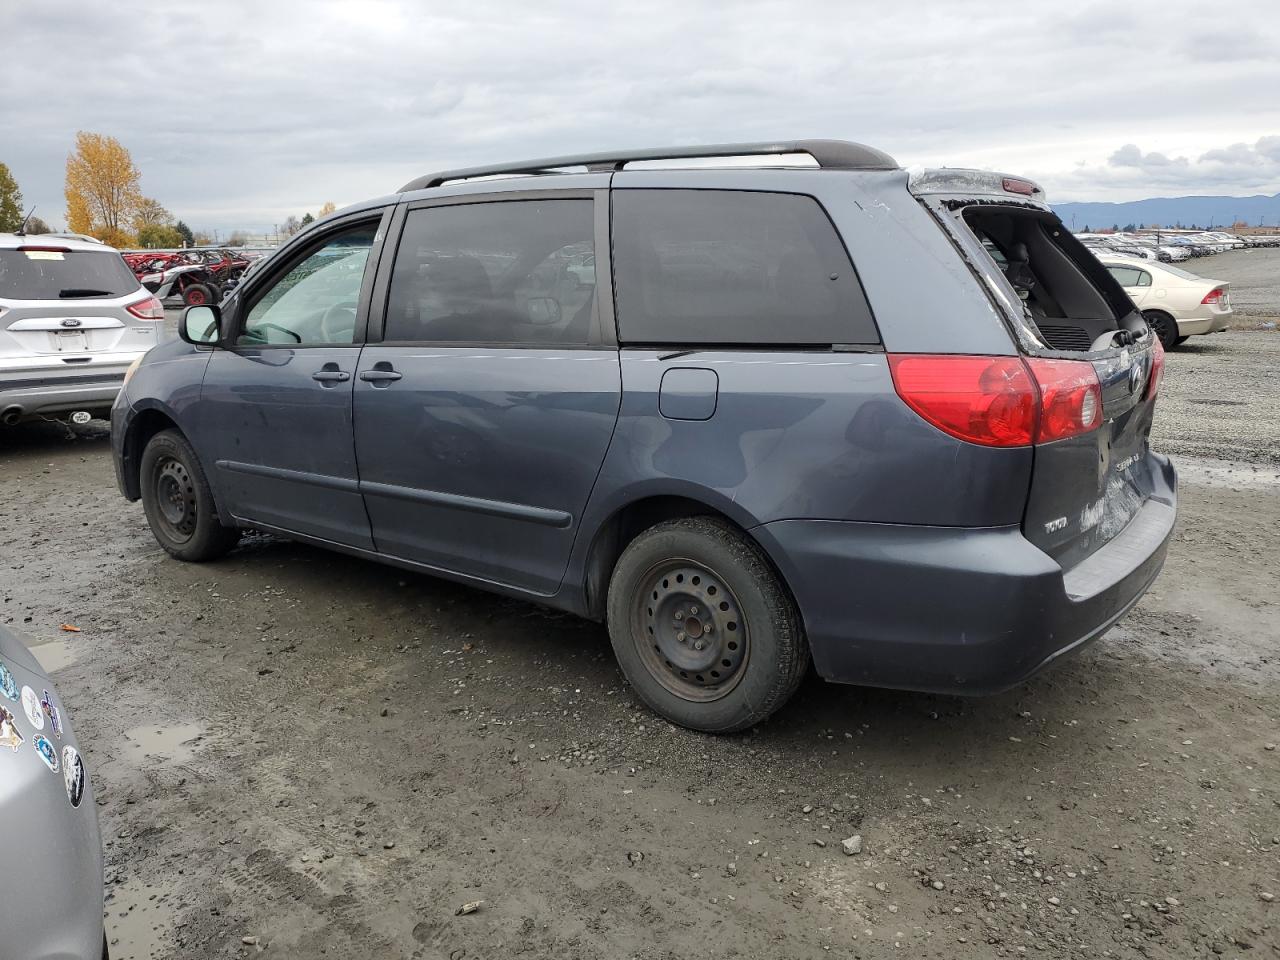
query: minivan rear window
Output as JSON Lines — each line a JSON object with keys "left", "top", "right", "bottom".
{"left": 0, "top": 249, "right": 140, "bottom": 300}
{"left": 612, "top": 190, "right": 877, "bottom": 345}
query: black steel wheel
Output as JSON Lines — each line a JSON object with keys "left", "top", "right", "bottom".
{"left": 635, "top": 560, "right": 749, "bottom": 702}
{"left": 139, "top": 429, "right": 240, "bottom": 561}
{"left": 1143, "top": 310, "right": 1179, "bottom": 350}
{"left": 607, "top": 517, "right": 808, "bottom": 733}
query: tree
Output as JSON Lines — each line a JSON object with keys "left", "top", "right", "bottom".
{"left": 65, "top": 131, "right": 142, "bottom": 244}
{"left": 0, "top": 162, "right": 23, "bottom": 232}
{"left": 24, "top": 215, "right": 54, "bottom": 234}
{"left": 300, "top": 212, "right": 315, "bottom": 227}
{"left": 136, "top": 224, "right": 184, "bottom": 249}
{"left": 280, "top": 215, "right": 302, "bottom": 237}
{"left": 133, "top": 197, "right": 173, "bottom": 231}
{"left": 192, "top": 230, "right": 215, "bottom": 246}
{"left": 174, "top": 220, "right": 194, "bottom": 247}
{"left": 318, "top": 201, "right": 337, "bottom": 218}
{"left": 227, "top": 231, "right": 248, "bottom": 247}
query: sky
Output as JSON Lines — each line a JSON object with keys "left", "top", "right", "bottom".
{"left": 3, "top": 0, "right": 1278, "bottom": 235}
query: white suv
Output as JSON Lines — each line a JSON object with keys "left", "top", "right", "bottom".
{"left": 1, "top": 233, "right": 164, "bottom": 425}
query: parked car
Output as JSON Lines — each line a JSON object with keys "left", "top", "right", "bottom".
{"left": 1, "top": 233, "right": 165, "bottom": 425}
{"left": 1099, "top": 257, "right": 1232, "bottom": 348}
{"left": 0, "top": 622, "right": 103, "bottom": 958}
{"left": 111, "top": 140, "right": 1175, "bottom": 732}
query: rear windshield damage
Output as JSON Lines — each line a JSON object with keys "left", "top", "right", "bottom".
{"left": 938, "top": 200, "right": 1149, "bottom": 355}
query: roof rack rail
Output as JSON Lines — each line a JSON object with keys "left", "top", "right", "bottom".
{"left": 398, "top": 139, "right": 898, "bottom": 192}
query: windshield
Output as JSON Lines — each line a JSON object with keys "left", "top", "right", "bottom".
{"left": 0, "top": 249, "right": 140, "bottom": 300}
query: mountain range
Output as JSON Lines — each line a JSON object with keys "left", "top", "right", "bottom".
{"left": 1052, "top": 192, "right": 1280, "bottom": 231}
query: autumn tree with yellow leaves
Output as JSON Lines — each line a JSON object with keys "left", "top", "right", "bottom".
{"left": 64, "top": 131, "right": 145, "bottom": 247}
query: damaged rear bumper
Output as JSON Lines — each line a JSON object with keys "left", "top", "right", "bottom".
{"left": 754, "top": 454, "right": 1177, "bottom": 695}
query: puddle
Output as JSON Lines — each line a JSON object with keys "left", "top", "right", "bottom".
{"left": 27, "top": 637, "right": 81, "bottom": 673}
{"left": 1172, "top": 454, "right": 1280, "bottom": 489}
{"left": 120, "top": 723, "right": 206, "bottom": 766}
{"left": 105, "top": 874, "right": 179, "bottom": 960}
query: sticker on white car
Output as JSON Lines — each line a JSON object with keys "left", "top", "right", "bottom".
{"left": 33, "top": 734, "right": 59, "bottom": 772}
{"left": 21, "top": 686, "right": 44, "bottom": 731}
{"left": 0, "top": 704, "right": 23, "bottom": 752}
{"left": 62, "top": 746, "right": 85, "bottom": 807}
{"left": 0, "top": 660, "right": 17, "bottom": 701}
{"left": 41, "top": 691, "right": 62, "bottom": 739}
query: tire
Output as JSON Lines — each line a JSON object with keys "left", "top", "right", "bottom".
{"left": 1174, "top": 336, "right": 1189, "bottom": 346}
{"left": 182, "top": 283, "right": 214, "bottom": 307}
{"left": 606, "top": 517, "right": 809, "bottom": 733}
{"left": 139, "top": 429, "right": 240, "bottom": 561}
{"left": 1143, "top": 310, "right": 1179, "bottom": 350}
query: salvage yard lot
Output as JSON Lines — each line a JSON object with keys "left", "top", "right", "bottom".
{"left": 2, "top": 338, "right": 1278, "bottom": 958}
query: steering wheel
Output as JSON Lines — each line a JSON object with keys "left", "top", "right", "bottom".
{"left": 320, "top": 301, "right": 358, "bottom": 343}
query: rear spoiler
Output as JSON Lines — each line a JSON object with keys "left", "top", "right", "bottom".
{"left": 908, "top": 168, "right": 1048, "bottom": 206}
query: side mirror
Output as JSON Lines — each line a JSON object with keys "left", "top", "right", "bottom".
{"left": 180, "top": 304, "right": 223, "bottom": 345}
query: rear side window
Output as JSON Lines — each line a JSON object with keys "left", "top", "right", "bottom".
{"left": 0, "top": 249, "right": 139, "bottom": 300}
{"left": 612, "top": 190, "right": 877, "bottom": 345}
{"left": 1107, "top": 265, "right": 1150, "bottom": 288}
{"left": 385, "top": 200, "right": 597, "bottom": 345}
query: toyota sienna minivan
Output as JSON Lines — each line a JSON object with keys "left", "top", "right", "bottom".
{"left": 111, "top": 140, "right": 1176, "bottom": 732}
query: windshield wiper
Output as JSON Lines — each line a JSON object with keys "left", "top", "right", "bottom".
{"left": 58, "top": 288, "right": 115, "bottom": 298}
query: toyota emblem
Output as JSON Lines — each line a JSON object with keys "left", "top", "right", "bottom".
{"left": 60, "top": 318, "right": 82, "bottom": 328}
{"left": 1128, "top": 362, "right": 1144, "bottom": 394}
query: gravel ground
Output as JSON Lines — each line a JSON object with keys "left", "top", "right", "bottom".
{"left": 2, "top": 334, "right": 1278, "bottom": 958}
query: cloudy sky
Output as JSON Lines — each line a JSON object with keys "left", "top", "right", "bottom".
{"left": 3, "top": 1, "right": 1278, "bottom": 234}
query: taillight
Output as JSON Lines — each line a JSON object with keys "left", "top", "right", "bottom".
{"left": 1201, "top": 287, "right": 1225, "bottom": 305}
{"left": 888, "top": 355, "right": 1037, "bottom": 446}
{"left": 126, "top": 295, "right": 165, "bottom": 321}
{"left": 888, "top": 354, "right": 1102, "bottom": 447}
{"left": 1025, "top": 357, "right": 1103, "bottom": 443}
{"left": 1145, "top": 335, "right": 1164, "bottom": 401}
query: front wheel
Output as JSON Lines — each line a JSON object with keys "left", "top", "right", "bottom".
{"left": 139, "top": 429, "right": 240, "bottom": 561}
{"left": 1143, "top": 310, "right": 1179, "bottom": 350}
{"left": 606, "top": 517, "right": 809, "bottom": 733}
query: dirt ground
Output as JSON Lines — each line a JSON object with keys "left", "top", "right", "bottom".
{"left": 2, "top": 326, "right": 1278, "bottom": 957}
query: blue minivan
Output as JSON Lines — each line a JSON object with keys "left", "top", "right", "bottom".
{"left": 112, "top": 141, "right": 1176, "bottom": 732}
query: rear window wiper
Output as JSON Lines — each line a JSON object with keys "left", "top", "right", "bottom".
{"left": 58, "top": 288, "right": 115, "bottom": 298}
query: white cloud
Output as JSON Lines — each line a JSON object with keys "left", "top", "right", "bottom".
{"left": 2, "top": 0, "right": 1278, "bottom": 230}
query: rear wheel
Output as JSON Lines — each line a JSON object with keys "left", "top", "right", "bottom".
{"left": 606, "top": 517, "right": 808, "bottom": 733}
{"left": 139, "top": 429, "right": 240, "bottom": 561}
{"left": 1143, "top": 310, "right": 1179, "bottom": 350}
{"left": 183, "top": 283, "right": 214, "bottom": 307}
{"left": 1174, "top": 336, "right": 1189, "bottom": 346}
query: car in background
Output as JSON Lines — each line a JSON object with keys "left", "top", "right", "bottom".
{"left": 0, "top": 622, "right": 103, "bottom": 959}
{"left": 1, "top": 233, "right": 165, "bottom": 425}
{"left": 1100, "top": 256, "right": 1232, "bottom": 348}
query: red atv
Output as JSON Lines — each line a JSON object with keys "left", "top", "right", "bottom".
{"left": 130, "top": 251, "right": 224, "bottom": 307}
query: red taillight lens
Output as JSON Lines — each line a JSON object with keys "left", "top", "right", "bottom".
{"left": 1024, "top": 357, "right": 1103, "bottom": 443}
{"left": 888, "top": 355, "right": 1037, "bottom": 447}
{"left": 126, "top": 295, "right": 165, "bottom": 321}
{"left": 1201, "top": 287, "right": 1224, "bottom": 305}
{"left": 1145, "top": 335, "right": 1164, "bottom": 400}
{"left": 889, "top": 354, "right": 1103, "bottom": 447}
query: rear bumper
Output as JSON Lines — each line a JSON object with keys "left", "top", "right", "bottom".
{"left": 0, "top": 370, "right": 126, "bottom": 419}
{"left": 756, "top": 455, "right": 1177, "bottom": 695}
{"left": 1177, "top": 310, "right": 1232, "bottom": 336}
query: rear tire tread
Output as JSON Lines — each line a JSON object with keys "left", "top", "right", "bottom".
{"left": 606, "top": 516, "right": 809, "bottom": 733}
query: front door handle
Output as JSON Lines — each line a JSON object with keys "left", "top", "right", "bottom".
{"left": 359, "top": 365, "right": 402, "bottom": 385}
{"left": 312, "top": 369, "right": 351, "bottom": 383}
